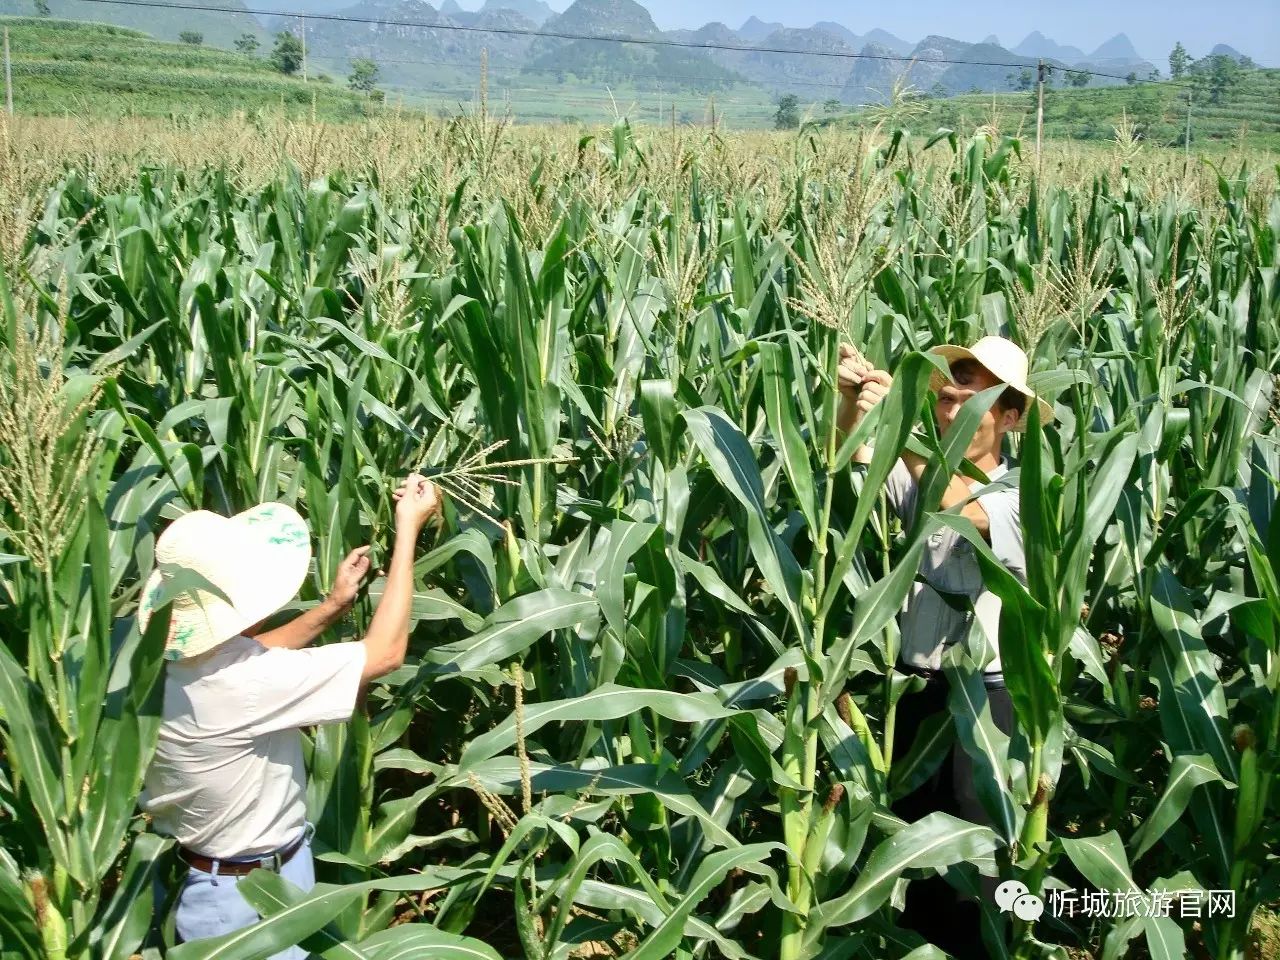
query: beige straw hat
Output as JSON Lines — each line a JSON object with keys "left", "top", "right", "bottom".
{"left": 928, "top": 335, "right": 1055, "bottom": 430}
{"left": 138, "top": 503, "right": 312, "bottom": 661}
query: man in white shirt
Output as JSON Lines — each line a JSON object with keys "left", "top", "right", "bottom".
{"left": 837, "top": 336, "right": 1052, "bottom": 959}
{"left": 139, "top": 474, "right": 442, "bottom": 956}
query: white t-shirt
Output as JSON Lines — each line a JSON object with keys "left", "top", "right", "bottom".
{"left": 141, "top": 635, "right": 367, "bottom": 858}
{"left": 883, "top": 458, "right": 1025, "bottom": 675}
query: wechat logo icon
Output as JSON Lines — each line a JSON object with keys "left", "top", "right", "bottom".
{"left": 995, "top": 880, "right": 1044, "bottom": 922}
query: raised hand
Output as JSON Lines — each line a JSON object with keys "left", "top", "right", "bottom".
{"left": 392, "top": 473, "right": 443, "bottom": 533}
{"left": 837, "top": 343, "right": 872, "bottom": 400}
{"left": 328, "top": 545, "right": 372, "bottom": 609}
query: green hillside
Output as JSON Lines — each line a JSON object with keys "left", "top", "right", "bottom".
{"left": 830, "top": 68, "right": 1280, "bottom": 148}
{"left": 0, "top": 0, "right": 263, "bottom": 47}
{"left": 0, "top": 17, "right": 380, "bottom": 119}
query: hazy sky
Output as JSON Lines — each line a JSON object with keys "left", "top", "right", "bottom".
{"left": 513, "top": 0, "right": 1279, "bottom": 65}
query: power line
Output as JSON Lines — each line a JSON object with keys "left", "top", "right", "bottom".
{"left": 61, "top": 0, "right": 1168, "bottom": 85}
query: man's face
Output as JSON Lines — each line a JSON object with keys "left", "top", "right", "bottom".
{"left": 936, "top": 359, "right": 1018, "bottom": 460}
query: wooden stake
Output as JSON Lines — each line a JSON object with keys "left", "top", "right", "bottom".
{"left": 4, "top": 28, "right": 12, "bottom": 116}
{"left": 1035, "top": 59, "right": 1045, "bottom": 178}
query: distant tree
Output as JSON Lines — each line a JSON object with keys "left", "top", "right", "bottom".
{"left": 33, "top": 0, "right": 50, "bottom": 15}
{"left": 929, "top": 82, "right": 948, "bottom": 99}
{"left": 179, "top": 31, "right": 203, "bottom": 45}
{"left": 348, "top": 58, "right": 379, "bottom": 94}
{"left": 774, "top": 93, "right": 800, "bottom": 130}
{"left": 822, "top": 97, "right": 842, "bottom": 113}
{"left": 1125, "top": 72, "right": 1137, "bottom": 85}
{"left": 1191, "top": 53, "right": 1243, "bottom": 103}
{"left": 234, "top": 33, "right": 260, "bottom": 55}
{"left": 270, "top": 30, "right": 304, "bottom": 76}
{"left": 1065, "top": 68, "right": 1090, "bottom": 87}
{"left": 1238, "top": 55, "right": 1255, "bottom": 70}
{"left": 1169, "top": 42, "right": 1190, "bottom": 80}
{"left": 1147, "top": 68, "right": 1161, "bottom": 81}
{"left": 1006, "top": 68, "right": 1034, "bottom": 91}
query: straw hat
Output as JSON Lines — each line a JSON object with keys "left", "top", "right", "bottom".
{"left": 138, "top": 503, "right": 312, "bottom": 661}
{"left": 928, "top": 335, "right": 1055, "bottom": 430}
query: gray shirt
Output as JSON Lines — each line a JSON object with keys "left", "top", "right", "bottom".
{"left": 883, "top": 458, "right": 1025, "bottom": 675}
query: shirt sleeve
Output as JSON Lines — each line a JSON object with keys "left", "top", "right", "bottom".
{"left": 882, "top": 459, "right": 917, "bottom": 521}
{"left": 976, "top": 488, "right": 1025, "bottom": 583}
{"left": 246, "top": 641, "right": 368, "bottom": 736}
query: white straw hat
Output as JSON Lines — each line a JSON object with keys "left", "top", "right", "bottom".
{"left": 928, "top": 335, "right": 1055, "bottom": 431}
{"left": 138, "top": 503, "right": 312, "bottom": 660}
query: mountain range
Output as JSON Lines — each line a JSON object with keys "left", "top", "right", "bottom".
{"left": 2, "top": 0, "right": 1260, "bottom": 104}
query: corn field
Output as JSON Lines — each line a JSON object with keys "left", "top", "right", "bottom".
{"left": 0, "top": 109, "right": 1277, "bottom": 960}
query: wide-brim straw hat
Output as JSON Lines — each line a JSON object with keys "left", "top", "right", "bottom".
{"left": 928, "top": 335, "right": 1055, "bottom": 431}
{"left": 138, "top": 503, "right": 312, "bottom": 661}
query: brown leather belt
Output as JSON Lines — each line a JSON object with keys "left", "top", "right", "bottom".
{"left": 178, "top": 831, "right": 306, "bottom": 876}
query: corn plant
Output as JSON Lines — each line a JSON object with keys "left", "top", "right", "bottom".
{"left": 0, "top": 115, "right": 1276, "bottom": 960}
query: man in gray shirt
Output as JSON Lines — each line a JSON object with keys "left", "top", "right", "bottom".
{"left": 836, "top": 336, "right": 1052, "bottom": 958}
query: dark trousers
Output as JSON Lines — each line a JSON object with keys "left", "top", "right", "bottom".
{"left": 892, "top": 670, "right": 1015, "bottom": 960}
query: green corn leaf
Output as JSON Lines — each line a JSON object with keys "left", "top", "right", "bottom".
{"left": 423, "top": 588, "right": 597, "bottom": 675}
{"left": 683, "top": 405, "right": 806, "bottom": 637}
{"left": 1130, "top": 754, "right": 1229, "bottom": 861}
{"left": 459, "top": 685, "right": 740, "bottom": 769}
{"left": 759, "top": 342, "right": 817, "bottom": 534}
{"left": 809, "top": 813, "right": 1000, "bottom": 933}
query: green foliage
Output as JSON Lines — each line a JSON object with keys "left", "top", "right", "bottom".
{"left": 0, "top": 113, "right": 1275, "bottom": 960}
{"left": 177, "top": 30, "right": 201, "bottom": 46}
{"left": 1190, "top": 53, "right": 1248, "bottom": 104}
{"left": 270, "top": 29, "right": 302, "bottom": 76}
{"left": 1008, "top": 67, "right": 1034, "bottom": 91}
{"left": 347, "top": 57, "right": 378, "bottom": 94}
{"left": 233, "top": 32, "right": 258, "bottom": 55}
{"left": 774, "top": 92, "right": 800, "bottom": 129}
{"left": 1170, "top": 41, "right": 1191, "bottom": 80}
{"left": 0, "top": 18, "right": 372, "bottom": 120}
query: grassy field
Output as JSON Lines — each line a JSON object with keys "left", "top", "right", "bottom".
{"left": 0, "top": 17, "right": 378, "bottom": 120}
{"left": 830, "top": 68, "right": 1280, "bottom": 149}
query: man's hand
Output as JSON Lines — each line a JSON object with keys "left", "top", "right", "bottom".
{"left": 328, "top": 546, "right": 372, "bottom": 610}
{"left": 393, "top": 473, "right": 442, "bottom": 534}
{"left": 258, "top": 545, "right": 370, "bottom": 650}
{"left": 837, "top": 345, "right": 893, "bottom": 466}
{"left": 837, "top": 344, "right": 872, "bottom": 400}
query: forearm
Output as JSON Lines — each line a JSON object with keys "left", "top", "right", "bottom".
{"left": 902, "top": 453, "right": 990, "bottom": 536}
{"left": 256, "top": 597, "right": 348, "bottom": 649}
{"left": 362, "top": 526, "right": 420, "bottom": 679}
{"left": 837, "top": 398, "right": 875, "bottom": 465}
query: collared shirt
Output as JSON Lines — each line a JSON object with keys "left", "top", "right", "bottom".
{"left": 141, "top": 635, "right": 367, "bottom": 858}
{"left": 882, "top": 458, "right": 1025, "bottom": 676}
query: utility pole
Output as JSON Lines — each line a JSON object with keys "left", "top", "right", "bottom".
{"left": 1035, "top": 58, "right": 1045, "bottom": 178}
{"left": 4, "top": 28, "right": 12, "bottom": 116}
{"left": 1184, "top": 87, "right": 1192, "bottom": 163}
{"left": 300, "top": 15, "right": 307, "bottom": 82}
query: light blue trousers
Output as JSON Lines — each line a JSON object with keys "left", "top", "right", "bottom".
{"left": 170, "top": 833, "right": 316, "bottom": 960}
